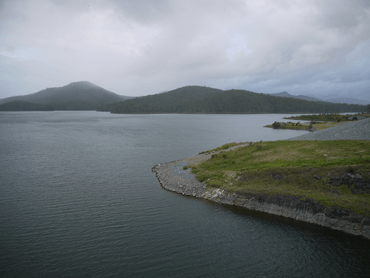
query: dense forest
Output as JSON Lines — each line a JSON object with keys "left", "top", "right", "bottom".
{"left": 106, "top": 86, "right": 367, "bottom": 114}
{"left": 0, "top": 101, "right": 54, "bottom": 111}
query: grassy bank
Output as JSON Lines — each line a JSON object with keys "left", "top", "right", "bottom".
{"left": 189, "top": 140, "right": 370, "bottom": 216}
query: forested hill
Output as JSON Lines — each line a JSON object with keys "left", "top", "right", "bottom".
{"left": 107, "top": 86, "right": 367, "bottom": 114}
{"left": 98, "top": 86, "right": 223, "bottom": 112}
{"left": 0, "top": 81, "right": 130, "bottom": 110}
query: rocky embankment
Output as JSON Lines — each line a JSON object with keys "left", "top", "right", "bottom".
{"left": 152, "top": 119, "right": 370, "bottom": 239}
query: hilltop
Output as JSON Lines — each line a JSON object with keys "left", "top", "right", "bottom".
{"left": 107, "top": 86, "right": 366, "bottom": 114}
{"left": 0, "top": 81, "right": 131, "bottom": 111}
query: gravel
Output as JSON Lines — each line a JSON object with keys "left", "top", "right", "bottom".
{"left": 152, "top": 159, "right": 207, "bottom": 197}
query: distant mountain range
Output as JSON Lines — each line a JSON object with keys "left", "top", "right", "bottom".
{"left": 0, "top": 81, "right": 131, "bottom": 111}
{"left": 105, "top": 86, "right": 366, "bottom": 114}
{"left": 1, "top": 83, "right": 367, "bottom": 113}
{"left": 271, "top": 91, "right": 369, "bottom": 105}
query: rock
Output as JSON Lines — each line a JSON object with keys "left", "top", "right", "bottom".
{"left": 271, "top": 173, "right": 284, "bottom": 180}
{"left": 348, "top": 116, "right": 358, "bottom": 121}
{"left": 329, "top": 172, "right": 370, "bottom": 194}
{"left": 153, "top": 155, "right": 370, "bottom": 240}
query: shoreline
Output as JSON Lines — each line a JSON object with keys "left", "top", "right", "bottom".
{"left": 152, "top": 156, "right": 370, "bottom": 240}
{"left": 152, "top": 118, "right": 370, "bottom": 239}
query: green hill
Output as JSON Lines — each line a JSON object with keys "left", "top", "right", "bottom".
{"left": 109, "top": 86, "right": 366, "bottom": 114}
{"left": 0, "top": 81, "right": 131, "bottom": 111}
{"left": 98, "top": 86, "right": 222, "bottom": 113}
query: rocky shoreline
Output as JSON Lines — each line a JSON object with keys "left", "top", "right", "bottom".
{"left": 152, "top": 118, "right": 370, "bottom": 239}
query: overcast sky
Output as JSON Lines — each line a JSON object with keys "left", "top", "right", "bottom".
{"left": 1, "top": 0, "right": 369, "bottom": 100}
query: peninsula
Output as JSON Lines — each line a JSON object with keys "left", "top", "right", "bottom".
{"left": 152, "top": 118, "right": 370, "bottom": 239}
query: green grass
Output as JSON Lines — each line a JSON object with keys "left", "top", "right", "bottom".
{"left": 199, "top": 142, "right": 246, "bottom": 154}
{"left": 190, "top": 140, "right": 370, "bottom": 216}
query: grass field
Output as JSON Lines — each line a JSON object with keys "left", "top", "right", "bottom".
{"left": 190, "top": 140, "right": 370, "bottom": 216}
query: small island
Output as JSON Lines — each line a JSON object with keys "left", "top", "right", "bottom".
{"left": 265, "top": 113, "right": 370, "bottom": 131}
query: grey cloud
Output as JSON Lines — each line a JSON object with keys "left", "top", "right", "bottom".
{"left": 314, "top": 0, "right": 370, "bottom": 29}
{"left": 109, "top": 0, "right": 173, "bottom": 24}
{"left": 0, "top": 0, "right": 369, "bottom": 100}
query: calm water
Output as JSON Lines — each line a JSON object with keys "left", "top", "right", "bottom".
{"left": 1, "top": 111, "right": 369, "bottom": 277}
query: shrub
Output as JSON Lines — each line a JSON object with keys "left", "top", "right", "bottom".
{"left": 272, "top": 121, "right": 281, "bottom": 128}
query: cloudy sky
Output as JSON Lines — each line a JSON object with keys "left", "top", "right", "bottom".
{"left": 1, "top": 0, "right": 369, "bottom": 100}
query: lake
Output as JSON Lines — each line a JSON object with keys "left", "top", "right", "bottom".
{"left": 1, "top": 111, "right": 369, "bottom": 277}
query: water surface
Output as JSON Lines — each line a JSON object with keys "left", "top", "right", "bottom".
{"left": 1, "top": 112, "right": 369, "bottom": 277}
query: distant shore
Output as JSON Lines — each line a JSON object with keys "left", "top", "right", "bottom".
{"left": 152, "top": 118, "right": 370, "bottom": 239}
